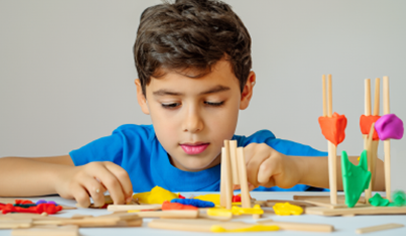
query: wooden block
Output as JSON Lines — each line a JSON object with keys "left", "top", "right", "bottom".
{"left": 220, "top": 144, "right": 233, "bottom": 209}
{"left": 135, "top": 210, "right": 198, "bottom": 219}
{"left": 12, "top": 225, "right": 79, "bottom": 236}
{"left": 236, "top": 147, "right": 250, "bottom": 208}
{"left": 107, "top": 204, "right": 161, "bottom": 212}
{"left": 356, "top": 223, "right": 404, "bottom": 234}
{"left": 259, "top": 219, "right": 334, "bottom": 232}
{"left": 305, "top": 205, "right": 406, "bottom": 216}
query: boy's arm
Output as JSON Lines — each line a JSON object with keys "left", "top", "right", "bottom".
{"left": 0, "top": 155, "right": 133, "bottom": 207}
{"left": 245, "top": 143, "right": 385, "bottom": 191}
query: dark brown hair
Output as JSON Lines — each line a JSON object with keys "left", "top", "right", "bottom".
{"left": 134, "top": 0, "right": 252, "bottom": 95}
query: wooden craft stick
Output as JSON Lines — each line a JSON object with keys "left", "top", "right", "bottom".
{"left": 306, "top": 205, "right": 406, "bottom": 216}
{"left": 373, "top": 78, "right": 380, "bottom": 116}
{"left": 12, "top": 225, "right": 79, "bottom": 236}
{"left": 0, "top": 219, "right": 32, "bottom": 229}
{"left": 107, "top": 204, "right": 161, "bottom": 212}
{"left": 327, "top": 74, "right": 332, "bottom": 117}
{"left": 259, "top": 219, "right": 334, "bottom": 232}
{"left": 134, "top": 210, "right": 198, "bottom": 219}
{"left": 356, "top": 223, "right": 404, "bottom": 234}
{"left": 383, "top": 76, "right": 391, "bottom": 201}
{"left": 322, "top": 74, "right": 327, "bottom": 117}
{"left": 236, "top": 147, "right": 251, "bottom": 208}
{"left": 365, "top": 79, "right": 371, "bottom": 116}
{"left": 365, "top": 122, "right": 375, "bottom": 201}
{"left": 229, "top": 140, "right": 239, "bottom": 185}
{"left": 221, "top": 141, "right": 233, "bottom": 209}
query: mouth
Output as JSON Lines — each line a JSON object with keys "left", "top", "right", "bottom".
{"left": 180, "top": 142, "right": 210, "bottom": 155}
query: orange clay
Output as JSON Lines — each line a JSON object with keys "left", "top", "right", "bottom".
{"left": 318, "top": 112, "right": 347, "bottom": 146}
{"left": 161, "top": 201, "right": 198, "bottom": 211}
{"left": 359, "top": 115, "right": 381, "bottom": 140}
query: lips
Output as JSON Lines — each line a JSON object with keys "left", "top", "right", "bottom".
{"left": 180, "top": 143, "right": 209, "bottom": 155}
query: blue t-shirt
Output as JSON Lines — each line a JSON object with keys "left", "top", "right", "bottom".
{"left": 69, "top": 124, "right": 327, "bottom": 193}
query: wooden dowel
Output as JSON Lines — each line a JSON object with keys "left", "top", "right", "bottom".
{"left": 365, "top": 79, "right": 371, "bottom": 116}
{"left": 356, "top": 223, "right": 404, "bottom": 234}
{"left": 107, "top": 204, "right": 161, "bottom": 212}
{"left": 373, "top": 78, "right": 380, "bottom": 116}
{"left": 327, "top": 74, "right": 332, "bottom": 117}
{"left": 259, "top": 219, "right": 334, "bottom": 232}
{"left": 328, "top": 141, "right": 337, "bottom": 204}
{"left": 365, "top": 123, "right": 375, "bottom": 202}
{"left": 222, "top": 140, "right": 233, "bottom": 209}
{"left": 229, "top": 140, "right": 239, "bottom": 185}
{"left": 322, "top": 74, "right": 327, "bottom": 117}
{"left": 383, "top": 76, "right": 391, "bottom": 201}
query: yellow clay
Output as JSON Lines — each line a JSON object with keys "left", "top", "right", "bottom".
{"left": 210, "top": 224, "right": 279, "bottom": 233}
{"left": 207, "top": 208, "right": 233, "bottom": 218}
{"left": 231, "top": 204, "right": 263, "bottom": 215}
{"left": 132, "top": 186, "right": 178, "bottom": 204}
{"left": 273, "top": 202, "right": 303, "bottom": 216}
{"left": 194, "top": 194, "right": 221, "bottom": 206}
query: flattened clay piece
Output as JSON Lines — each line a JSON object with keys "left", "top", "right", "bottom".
{"left": 360, "top": 115, "right": 381, "bottom": 140}
{"left": 375, "top": 114, "right": 404, "bottom": 140}
{"left": 341, "top": 150, "right": 371, "bottom": 208}
{"left": 369, "top": 193, "right": 389, "bottom": 206}
{"left": 318, "top": 112, "right": 347, "bottom": 146}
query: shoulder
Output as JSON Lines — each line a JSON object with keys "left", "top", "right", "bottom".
{"left": 233, "top": 129, "right": 276, "bottom": 147}
{"left": 113, "top": 124, "right": 156, "bottom": 141}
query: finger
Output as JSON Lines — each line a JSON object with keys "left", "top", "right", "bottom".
{"left": 257, "top": 157, "right": 278, "bottom": 188}
{"left": 71, "top": 184, "right": 91, "bottom": 208}
{"left": 93, "top": 166, "right": 126, "bottom": 205}
{"left": 82, "top": 178, "right": 107, "bottom": 207}
{"left": 104, "top": 162, "right": 133, "bottom": 202}
{"left": 245, "top": 144, "right": 271, "bottom": 186}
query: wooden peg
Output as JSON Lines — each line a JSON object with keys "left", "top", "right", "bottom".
{"left": 383, "top": 76, "right": 391, "bottom": 201}
{"left": 236, "top": 147, "right": 250, "bottom": 208}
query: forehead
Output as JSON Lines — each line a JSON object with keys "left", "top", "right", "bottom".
{"left": 148, "top": 60, "right": 239, "bottom": 91}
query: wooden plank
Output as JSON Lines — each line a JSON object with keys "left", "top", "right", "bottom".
{"left": 356, "top": 223, "right": 404, "bottom": 234}
{"left": 305, "top": 206, "right": 406, "bottom": 216}
{"left": 107, "top": 204, "right": 161, "bottom": 212}
{"left": 0, "top": 219, "right": 32, "bottom": 229}
{"left": 259, "top": 219, "right": 334, "bottom": 232}
{"left": 135, "top": 210, "right": 198, "bottom": 219}
{"left": 265, "top": 200, "right": 315, "bottom": 208}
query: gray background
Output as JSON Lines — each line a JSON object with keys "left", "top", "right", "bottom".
{"left": 1, "top": 0, "right": 405, "bottom": 191}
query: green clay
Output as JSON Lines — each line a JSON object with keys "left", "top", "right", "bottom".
{"left": 390, "top": 191, "right": 406, "bottom": 207}
{"left": 369, "top": 193, "right": 389, "bottom": 206}
{"left": 341, "top": 150, "right": 371, "bottom": 208}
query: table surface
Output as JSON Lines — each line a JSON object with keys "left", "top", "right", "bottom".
{"left": 1, "top": 191, "right": 405, "bottom": 236}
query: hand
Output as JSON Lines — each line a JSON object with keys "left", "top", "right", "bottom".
{"left": 244, "top": 143, "right": 303, "bottom": 189}
{"left": 55, "top": 161, "right": 133, "bottom": 208}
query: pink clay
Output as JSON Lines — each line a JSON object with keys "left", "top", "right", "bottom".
{"left": 375, "top": 114, "right": 404, "bottom": 140}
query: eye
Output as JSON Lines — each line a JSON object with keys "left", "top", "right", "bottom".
{"left": 204, "top": 101, "right": 224, "bottom": 106}
{"left": 161, "top": 103, "right": 180, "bottom": 109}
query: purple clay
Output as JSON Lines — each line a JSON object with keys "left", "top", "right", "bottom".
{"left": 375, "top": 114, "right": 404, "bottom": 140}
{"left": 36, "top": 200, "right": 47, "bottom": 204}
{"left": 48, "top": 201, "right": 57, "bottom": 205}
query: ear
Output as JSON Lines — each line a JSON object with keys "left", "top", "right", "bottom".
{"left": 239, "top": 71, "right": 256, "bottom": 110}
{"left": 135, "top": 79, "right": 150, "bottom": 115}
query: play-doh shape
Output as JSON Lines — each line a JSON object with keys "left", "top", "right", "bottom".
{"left": 318, "top": 112, "right": 347, "bottom": 146}
{"left": 273, "top": 202, "right": 303, "bottom": 216}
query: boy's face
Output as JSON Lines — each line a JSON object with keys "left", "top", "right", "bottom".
{"left": 135, "top": 60, "right": 255, "bottom": 172}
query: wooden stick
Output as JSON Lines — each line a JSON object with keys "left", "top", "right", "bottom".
{"left": 229, "top": 140, "right": 239, "bottom": 185}
{"left": 322, "top": 74, "right": 327, "bottom": 117}
{"left": 373, "top": 78, "right": 380, "bottom": 116}
{"left": 306, "top": 205, "right": 406, "bottom": 216}
{"left": 107, "top": 204, "right": 161, "bottom": 212}
{"left": 363, "top": 79, "right": 371, "bottom": 149}
{"left": 134, "top": 210, "right": 198, "bottom": 219}
{"left": 365, "top": 122, "right": 375, "bottom": 201}
{"left": 259, "top": 219, "right": 334, "bottom": 232}
{"left": 221, "top": 140, "right": 233, "bottom": 209}
{"left": 236, "top": 147, "right": 251, "bottom": 208}
{"left": 12, "top": 225, "right": 79, "bottom": 236}
{"left": 327, "top": 74, "right": 332, "bottom": 117}
{"left": 356, "top": 223, "right": 404, "bottom": 234}
{"left": 0, "top": 219, "right": 32, "bottom": 229}
{"left": 383, "top": 76, "right": 391, "bottom": 201}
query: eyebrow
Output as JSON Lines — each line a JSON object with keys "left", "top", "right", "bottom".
{"left": 152, "top": 85, "right": 230, "bottom": 96}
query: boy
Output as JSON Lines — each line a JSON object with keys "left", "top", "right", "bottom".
{"left": 0, "top": 0, "right": 384, "bottom": 208}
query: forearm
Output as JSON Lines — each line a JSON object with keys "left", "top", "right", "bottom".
{"left": 0, "top": 157, "right": 72, "bottom": 197}
{"left": 297, "top": 155, "right": 385, "bottom": 191}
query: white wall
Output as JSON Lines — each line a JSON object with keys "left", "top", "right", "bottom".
{"left": 1, "top": 0, "right": 405, "bottom": 191}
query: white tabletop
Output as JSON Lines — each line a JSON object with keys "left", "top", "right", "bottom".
{"left": 1, "top": 191, "right": 405, "bottom": 236}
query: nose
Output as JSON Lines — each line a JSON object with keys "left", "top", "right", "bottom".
{"left": 183, "top": 106, "right": 204, "bottom": 133}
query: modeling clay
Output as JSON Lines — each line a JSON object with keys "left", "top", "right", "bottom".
{"left": 132, "top": 186, "right": 178, "bottom": 204}
{"left": 210, "top": 224, "right": 279, "bottom": 233}
{"left": 341, "top": 150, "right": 371, "bottom": 208}
{"left": 0, "top": 203, "right": 62, "bottom": 214}
{"left": 231, "top": 204, "right": 263, "bottom": 215}
{"left": 389, "top": 191, "right": 406, "bottom": 207}
{"left": 375, "top": 114, "right": 404, "bottom": 140}
{"left": 360, "top": 115, "right": 381, "bottom": 140}
{"left": 369, "top": 193, "right": 390, "bottom": 206}
{"left": 272, "top": 202, "right": 303, "bottom": 216}
{"left": 232, "top": 194, "right": 241, "bottom": 202}
{"left": 171, "top": 199, "right": 215, "bottom": 208}
{"left": 318, "top": 112, "right": 347, "bottom": 146}
{"left": 162, "top": 201, "right": 198, "bottom": 210}
{"left": 194, "top": 194, "right": 221, "bottom": 206}
{"left": 207, "top": 208, "right": 233, "bottom": 218}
